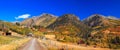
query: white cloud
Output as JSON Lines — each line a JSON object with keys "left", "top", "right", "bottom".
{"left": 15, "top": 14, "right": 30, "bottom": 19}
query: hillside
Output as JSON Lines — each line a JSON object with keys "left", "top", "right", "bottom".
{"left": 0, "top": 21, "right": 32, "bottom": 35}
{"left": 47, "top": 14, "right": 120, "bottom": 49}
{"left": 47, "top": 14, "right": 91, "bottom": 43}
{"left": 83, "top": 14, "right": 120, "bottom": 49}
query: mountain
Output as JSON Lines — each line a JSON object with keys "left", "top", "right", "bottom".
{"left": 21, "top": 13, "right": 57, "bottom": 27}
{"left": 83, "top": 14, "right": 111, "bottom": 27}
{"left": 47, "top": 14, "right": 91, "bottom": 37}
{"left": 83, "top": 14, "right": 120, "bottom": 49}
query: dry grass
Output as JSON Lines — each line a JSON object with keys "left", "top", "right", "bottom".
{"left": 0, "top": 36, "right": 20, "bottom": 46}
{"left": 0, "top": 37, "right": 30, "bottom": 50}
{"left": 38, "top": 39, "right": 110, "bottom": 50}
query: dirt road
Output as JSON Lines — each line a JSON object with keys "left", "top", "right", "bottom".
{"left": 19, "top": 38, "right": 109, "bottom": 50}
{"left": 19, "top": 38, "right": 46, "bottom": 50}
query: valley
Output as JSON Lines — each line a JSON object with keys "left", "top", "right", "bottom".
{"left": 0, "top": 13, "right": 120, "bottom": 50}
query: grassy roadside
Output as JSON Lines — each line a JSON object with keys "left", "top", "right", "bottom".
{"left": 0, "top": 36, "right": 21, "bottom": 46}
{"left": 0, "top": 36, "right": 30, "bottom": 50}
{"left": 38, "top": 39, "right": 110, "bottom": 50}
{"left": 38, "top": 39, "right": 82, "bottom": 50}
{"left": 38, "top": 39, "right": 77, "bottom": 50}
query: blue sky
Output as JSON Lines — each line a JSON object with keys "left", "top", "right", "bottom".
{"left": 0, "top": 0, "right": 120, "bottom": 22}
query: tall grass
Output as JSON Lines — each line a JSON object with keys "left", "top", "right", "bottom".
{"left": 0, "top": 36, "right": 30, "bottom": 50}
{"left": 38, "top": 39, "right": 110, "bottom": 50}
{"left": 0, "top": 36, "right": 20, "bottom": 46}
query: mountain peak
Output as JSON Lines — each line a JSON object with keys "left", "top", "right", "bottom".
{"left": 39, "top": 13, "right": 58, "bottom": 18}
{"left": 20, "top": 13, "right": 57, "bottom": 27}
{"left": 59, "top": 14, "right": 80, "bottom": 21}
{"left": 83, "top": 14, "right": 110, "bottom": 27}
{"left": 88, "top": 14, "right": 105, "bottom": 20}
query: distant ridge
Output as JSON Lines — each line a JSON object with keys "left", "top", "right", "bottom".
{"left": 20, "top": 13, "right": 57, "bottom": 27}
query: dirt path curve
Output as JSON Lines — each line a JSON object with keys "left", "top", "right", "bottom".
{"left": 19, "top": 38, "right": 45, "bottom": 50}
